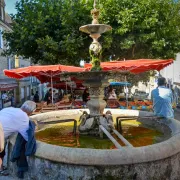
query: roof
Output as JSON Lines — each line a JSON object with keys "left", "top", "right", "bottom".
{"left": 110, "top": 82, "right": 131, "bottom": 86}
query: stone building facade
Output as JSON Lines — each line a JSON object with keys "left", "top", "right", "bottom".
{"left": 160, "top": 54, "right": 180, "bottom": 87}
{"left": 0, "top": 0, "right": 40, "bottom": 108}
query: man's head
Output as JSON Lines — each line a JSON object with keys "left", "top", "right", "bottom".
{"left": 21, "top": 100, "right": 36, "bottom": 116}
{"left": 157, "top": 77, "right": 167, "bottom": 86}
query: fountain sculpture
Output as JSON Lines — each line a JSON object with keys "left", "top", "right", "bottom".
{"left": 66, "top": 0, "right": 127, "bottom": 136}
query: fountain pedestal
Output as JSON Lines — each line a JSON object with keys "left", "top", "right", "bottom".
{"left": 84, "top": 79, "right": 108, "bottom": 116}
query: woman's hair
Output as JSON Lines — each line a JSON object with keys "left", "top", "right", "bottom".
{"left": 21, "top": 100, "right": 36, "bottom": 114}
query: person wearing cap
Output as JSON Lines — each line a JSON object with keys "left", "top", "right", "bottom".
{"left": 0, "top": 100, "right": 36, "bottom": 176}
{"left": 151, "top": 77, "right": 174, "bottom": 118}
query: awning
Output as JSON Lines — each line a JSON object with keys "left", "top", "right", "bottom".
{"left": 3, "top": 64, "right": 87, "bottom": 82}
{"left": 85, "top": 59, "right": 173, "bottom": 73}
{"left": 174, "top": 82, "right": 180, "bottom": 86}
{"left": 4, "top": 60, "right": 173, "bottom": 82}
{"left": 110, "top": 82, "right": 131, "bottom": 86}
{"left": 0, "top": 83, "right": 18, "bottom": 91}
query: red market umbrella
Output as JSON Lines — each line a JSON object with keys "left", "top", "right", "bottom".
{"left": 85, "top": 59, "right": 173, "bottom": 74}
{"left": 4, "top": 65, "right": 87, "bottom": 80}
{"left": 4, "top": 65, "right": 87, "bottom": 103}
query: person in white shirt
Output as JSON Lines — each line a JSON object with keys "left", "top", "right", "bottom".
{"left": 1, "top": 92, "right": 8, "bottom": 101}
{"left": 0, "top": 100, "right": 36, "bottom": 175}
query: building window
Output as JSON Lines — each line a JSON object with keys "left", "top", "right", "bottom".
{"left": 21, "top": 87, "right": 25, "bottom": 100}
{"left": 0, "top": 27, "right": 3, "bottom": 49}
{"left": 8, "top": 57, "right": 11, "bottom": 69}
{"left": 1, "top": 6, "right": 4, "bottom": 21}
{"left": 27, "top": 86, "right": 30, "bottom": 97}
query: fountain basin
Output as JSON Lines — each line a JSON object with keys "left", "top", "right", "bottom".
{"left": 8, "top": 109, "right": 180, "bottom": 180}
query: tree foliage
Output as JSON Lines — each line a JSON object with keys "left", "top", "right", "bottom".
{"left": 4, "top": 0, "right": 92, "bottom": 65}
{"left": 3, "top": 0, "right": 180, "bottom": 68}
{"left": 100, "top": 0, "right": 180, "bottom": 60}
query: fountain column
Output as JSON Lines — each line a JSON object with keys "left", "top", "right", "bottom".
{"left": 62, "top": 1, "right": 127, "bottom": 135}
{"left": 83, "top": 76, "right": 109, "bottom": 116}
{"left": 79, "top": 1, "right": 112, "bottom": 116}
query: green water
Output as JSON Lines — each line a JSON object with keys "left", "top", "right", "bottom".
{"left": 36, "top": 121, "right": 164, "bottom": 149}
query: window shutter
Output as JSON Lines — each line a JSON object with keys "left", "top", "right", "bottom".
{"left": 0, "top": 27, "right": 3, "bottom": 49}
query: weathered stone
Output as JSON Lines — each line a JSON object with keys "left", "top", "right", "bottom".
{"left": 7, "top": 109, "right": 180, "bottom": 179}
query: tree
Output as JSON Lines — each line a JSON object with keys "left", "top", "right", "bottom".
{"left": 3, "top": 0, "right": 180, "bottom": 66}
{"left": 3, "top": 0, "right": 92, "bottom": 65}
{"left": 100, "top": 0, "right": 180, "bottom": 60}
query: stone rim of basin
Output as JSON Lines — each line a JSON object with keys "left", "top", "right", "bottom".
{"left": 9, "top": 109, "right": 180, "bottom": 166}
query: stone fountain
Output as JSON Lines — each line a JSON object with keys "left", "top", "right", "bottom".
{"left": 7, "top": 1, "right": 180, "bottom": 179}
{"left": 64, "top": 0, "right": 128, "bottom": 136}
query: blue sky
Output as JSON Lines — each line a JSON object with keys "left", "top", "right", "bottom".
{"left": 5, "top": 0, "right": 19, "bottom": 14}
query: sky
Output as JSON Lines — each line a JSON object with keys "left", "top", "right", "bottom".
{"left": 5, "top": 0, "right": 19, "bottom": 14}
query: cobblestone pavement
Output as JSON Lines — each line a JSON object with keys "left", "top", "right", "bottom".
{"left": 0, "top": 176, "right": 17, "bottom": 180}
{"left": 1, "top": 109, "right": 180, "bottom": 180}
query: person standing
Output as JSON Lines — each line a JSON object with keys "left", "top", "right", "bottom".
{"left": 30, "top": 92, "right": 34, "bottom": 101}
{"left": 151, "top": 77, "right": 174, "bottom": 118}
{"left": 82, "top": 88, "right": 90, "bottom": 103}
{"left": 44, "top": 89, "right": 52, "bottom": 105}
{"left": 1, "top": 91, "right": 8, "bottom": 108}
{"left": 33, "top": 91, "right": 39, "bottom": 103}
{"left": 1, "top": 91, "right": 8, "bottom": 101}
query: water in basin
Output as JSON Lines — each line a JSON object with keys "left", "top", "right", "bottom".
{"left": 36, "top": 119, "right": 164, "bottom": 149}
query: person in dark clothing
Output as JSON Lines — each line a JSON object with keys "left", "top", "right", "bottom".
{"left": 58, "top": 89, "right": 63, "bottom": 101}
{"left": 33, "top": 91, "right": 39, "bottom": 103}
{"left": 11, "top": 120, "right": 36, "bottom": 179}
{"left": 82, "top": 88, "right": 90, "bottom": 103}
{"left": 44, "top": 89, "right": 52, "bottom": 105}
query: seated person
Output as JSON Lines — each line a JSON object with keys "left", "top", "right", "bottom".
{"left": 82, "top": 88, "right": 90, "bottom": 103}
{"left": 108, "top": 89, "right": 117, "bottom": 99}
{"left": 55, "top": 95, "right": 71, "bottom": 105}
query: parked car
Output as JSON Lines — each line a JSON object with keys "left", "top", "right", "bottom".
{"left": 132, "top": 91, "right": 149, "bottom": 101}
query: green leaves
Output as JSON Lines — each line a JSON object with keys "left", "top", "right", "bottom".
{"left": 100, "top": 0, "right": 180, "bottom": 60}
{"left": 3, "top": 0, "right": 180, "bottom": 66}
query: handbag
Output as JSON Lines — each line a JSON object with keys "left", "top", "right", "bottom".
{"left": 0, "top": 122, "right": 4, "bottom": 152}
